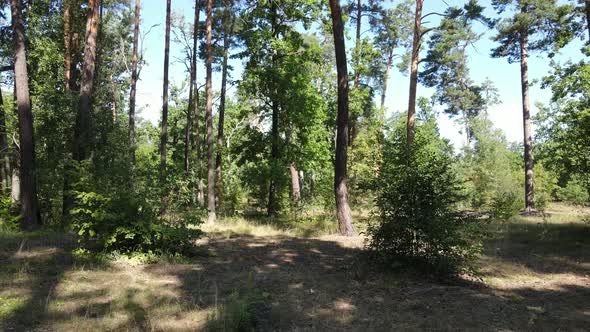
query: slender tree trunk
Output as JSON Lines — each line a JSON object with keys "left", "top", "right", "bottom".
{"left": 585, "top": 0, "right": 590, "bottom": 41}
{"left": 11, "top": 0, "right": 40, "bottom": 230}
{"left": 70, "top": 32, "right": 79, "bottom": 91}
{"left": 216, "top": 0, "right": 232, "bottom": 207}
{"left": 329, "top": 0, "right": 355, "bottom": 236}
{"left": 205, "top": 0, "right": 216, "bottom": 223}
{"left": 191, "top": 0, "right": 203, "bottom": 205}
{"left": 0, "top": 88, "right": 10, "bottom": 191}
{"left": 160, "top": 0, "right": 171, "bottom": 180}
{"left": 267, "top": 1, "right": 279, "bottom": 217}
{"left": 520, "top": 28, "right": 535, "bottom": 211}
{"left": 353, "top": 0, "right": 361, "bottom": 89}
{"left": 380, "top": 48, "right": 393, "bottom": 129}
{"left": 109, "top": 73, "right": 117, "bottom": 125}
{"left": 128, "top": 0, "right": 139, "bottom": 165}
{"left": 289, "top": 163, "right": 300, "bottom": 202}
{"left": 64, "top": 0, "right": 72, "bottom": 91}
{"left": 74, "top": 0, "right": 100, "bottom": 161}
{"left": 407, "top": 0, "right": 422, "bottom": 146}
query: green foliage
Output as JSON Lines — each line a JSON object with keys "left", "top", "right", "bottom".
{"left": 69, "top": 161, "right": 202, "bottom": 256}
{"left": 0, "top": 195, "right": 19, "bottom": 231}
{"left": 555, "top": 177, "right": 589, "bottom": 206}
{"left": 368, "top": 115, "right": 482, "bottom": 276}
{"left": 490, "top": 191, "right": 521, "bottom": 221}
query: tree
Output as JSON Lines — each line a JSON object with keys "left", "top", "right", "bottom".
{"left": 160, "top": 0, "right": 171, "bottom": 180}
{"left": 74, "top": 0, "right": 101, "bottom": 161}
{"left": 0, "top": 86, "right": 10, "bottom": 190}
{"left": 10, "top": 0, "right": 40, "bottom": 230}
{"left": 205, "top": 0, "right": 216, "bottom": 223}
{"left": 406, "top": 0, "right": 422, "bottom": 145}
{"left": 329, "top": 0, "right": 355, "bottom": 236}
{"left": 491, "top": 0, "right": 573, "bottom": 212}
{"left": 128, "top": 0, "right": 140, "bottom": 165}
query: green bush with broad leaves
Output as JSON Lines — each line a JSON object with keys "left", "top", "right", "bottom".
{"left": 368, "top": 114, "right": 482, "bottom": 276}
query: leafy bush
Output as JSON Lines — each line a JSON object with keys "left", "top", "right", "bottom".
{"left": 69, "top": 161, "right": 202, "bottom": 256}
{"left": 556, "top": 177, "right": 590, "bottom": 205}
{"left": 368, "top": 118, "right": 482, "bottom": 276}
{"left": 490, "top": 191, "right": 521, "bottom": 221}
{"left": 0, "top": 195, "right": 20, "bottom": 231}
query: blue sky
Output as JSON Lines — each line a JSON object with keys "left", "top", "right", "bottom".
{"left": 135, "top": 0, "right": 585, "bottom": 148}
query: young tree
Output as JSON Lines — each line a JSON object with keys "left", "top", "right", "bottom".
{"left": 205, "top": 0, "right": 216, "bottom": 223}
{"left": 329, "top": 0, "right": 355, "bottom": 236}
{"left": 10, "top": 0, "right": 40, "bottom": 230}
{"left": 160, "top": 0, "right": 171, "bottom": 180}
{"left": 74, "top": 0, "right": 100, "bottom": 161}
{"left": 491, "top": 0, "right": 572, "bottom": 212}
{"left": 128, "top": 0, "right": 140, "bottom": 164}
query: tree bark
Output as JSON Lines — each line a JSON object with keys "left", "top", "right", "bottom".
{"left": 160, "top": 0, "right": 171, "bottom": 180}
{"left": 585, "top": 0, "right": 590, "bottom": 42}
{"left": 216, "top": 0, "right": 232, "bottom": 207}
{"left": 192, "top": 1, "right": 204, "bottom": 206}
{"left": 407, "top": 0, "right": 422, "bottom": 146}
{"left": 74, "top": 0, "right": 100, "bottom": 161}
{"left": 11, "top": 0, "right": 40, "bottom": 230}
{"left": 205, "top": 0, "right": 216, "bottom": 223}
{"left": 64, "top": 0, "right": 72, "bottom": 91}
{"left": 380, "top": 48, "right": 394, "bottom": 129}
{"left": 128, "top": 0, "right": 140, "bottom": 165}
{"left": 520, "top": 27, "right": 535, "bottom": 211}
{"left": 353, "top": 0, "right": 361, "bottom": 89}
{"left": 267, "top": 1, "right": 279, "bottom": 217}
{"left": 329, "top": 0, "right": 355, "bottom": 236}
{"left": 289, "top": 163, "right": 300, "bottom": 202}
{"left": 0, "top": 88, "right": 10, "bottom": 190}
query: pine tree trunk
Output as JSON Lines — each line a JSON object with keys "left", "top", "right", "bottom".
{"left": 289, "top": 163, "right": 300, "bottom": 202}
{"left": 520, "top": 28, "right": 535, "bottom": 212}
{"left": 380, "top": 48, "right": 393, "bottom": 129}
{"left": 329, "top": 0, "right": 355, "bottom": 236}
{"left": 11, "top": 0, "right": 40, "bottom": 230}
{"left": 267, "top": 1, "right": 279, "bottom": 217}
{"left": 407, "top": 0, "right": 422, "bottom": 146}
{"left": 205, "top": 0, "right": 216, "bottom": 223}
{"left": 0, "top": 88, "right": 10, "bottom": 190}
{"left": 74, "top": 0, "right": 100, "bottom": 161}
{"left": 192, "top": 0, "right": 202, "bottom": 205}
{"left": 160, "top": 0, "right": 171, "bottom": 181}
{"left": 64, "top": 0, "right": 72, "bottom": 91}
{"left": 128, "top": 0, "right": 139, "bottom": 165}
{"left": 353, "top": 0, "right": 361, "bottom": 89}
{"left": 216, "top": 0, "right": 232, "bottom": 207}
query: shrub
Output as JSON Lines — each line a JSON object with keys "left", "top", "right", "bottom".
{"left": 556, "top": 177, "right": 589, "bottom": 205}
{"left": 368, "top": 118, "right": 482, "bottom": 276}
{"left": 0, "top": 195, "right": 20, "bottom": 231}
{"left": 490, "top": 191, "right": 521, "bottom": 221}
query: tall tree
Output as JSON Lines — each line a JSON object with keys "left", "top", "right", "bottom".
{"left": 10, "top": 0, "right": 40, "bottom": 230}
{"left": 329, "top": 0, "right": 355, "bottom": 236}
{"left": 205, "top": 0, "right": 216, "bottom": 223}
{"left": 74, "top": 0, "right": 100, "bottom": 161}
{"left": 406, "top": 0, "right": 422, "bottom": 146}
{"left": 0, "top": 87, "right": 10, "bottom": 190}
{"left": 491, "top": 0, "right": 572, "bottom": 212}
{"left": 64, "top": 0, "right": 72, "bottom": 91}
{"left": 128, "top": 0, "right": 140, "bottom": 165}
{"left": 192, "top": 0, "right": 204, "bottom": 205}
{"left": 215, "top": 0, "right": 234, "bottom": 207}
{"left": 160, "top": 0, "right": 171, "bottom": 180}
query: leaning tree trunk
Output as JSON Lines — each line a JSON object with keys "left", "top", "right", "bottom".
{"left": 160, "top": 0, "right": 171, "bottom": 181}
{"left": 74, "top": 0, "right": 100, "bottom": 161}
{"left": 329, "top": 0, "right": 355, "bottom": 236}
{"left": 11, "top": 0, "right": 40, "bottom": 230}
{"left": 215, "top": 0, "right": 232, "bottom": 207}
{"left": 520, "top": 28, "right": 535, "bottom": 212}
{"left": 128, "top": 0, "right": 140, "bottom": 165}
{"left": 407, "top": 0, "right": 422, "bottom": 146}
{"left": 205, "top": 0, "right": 216, "bottom": 223}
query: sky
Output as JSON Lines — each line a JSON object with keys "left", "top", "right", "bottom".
{"left": 135, "top": 0, "right": 585, "bottom": 148}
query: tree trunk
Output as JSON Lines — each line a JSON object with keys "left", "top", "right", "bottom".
{"left": 64, "top": 0, "right": 72, "bottom": 91}
{"left": 11, "top": 167, "right": 20, "bottom": 205}
{"left": 520, "top": 28, "right": 535, "bottom": 212}
{"left": 216, "top": 0, "right": 232, "bottom": 207}
{"left": 128, "top": 0, "right": 139, "bottom": 165}
{"left": 380, "top": 48, "right": 394, "bottom": 129}
{"left": 407, "top": 0, "right": 422, "bottom": 146}
{"left": 329, "top": 0, "right": 355, "bottom": 236}
{"left": 0, "top": 88, "right": 10, "bottom": 190}
{"left": 11, "top": 0, "right": 40, "bottom": 230}
{"left": 585, "top": 0, "right": 590, "bottom": 42}
{"left": 289, "top": 163, "right": 300, "bottom": 202}
{"left": 353, "top": 0, "right": 361, "bottom": 89}
{"left": 70, "top": 32, "right": 80, "bottom": 91}
{"left": 74, "top": 0, "right": 100, "bottom": 161}
{"left": 205, "top": 0, "right": 216, "bottom": 223}
{"left": 192, "top": 0, "right": 202, "bottom": 205}
{"left": 267, "top": 1, "right": 279, "bottom": 217}
{"left": 109, "top": 73, "right": 117, "bottom": 125}
{"left": 160, "top": 0, "right": 171, "bottom": 180}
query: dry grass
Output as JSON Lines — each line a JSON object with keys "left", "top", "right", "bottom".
{"left": 0, "top": 204, "right": 589, "bottom": 331}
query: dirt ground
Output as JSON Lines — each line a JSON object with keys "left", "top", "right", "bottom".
{"left": 1, "top": 206, "right": 589, "bottom": 331}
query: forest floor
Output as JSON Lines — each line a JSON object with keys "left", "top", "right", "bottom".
{"left": 1, "top": 204, "right": 589, "bottom": 331}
